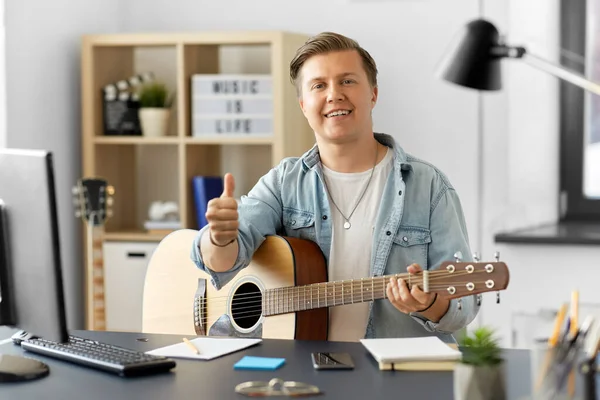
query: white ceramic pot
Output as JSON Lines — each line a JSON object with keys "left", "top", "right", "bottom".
{"left": 454, "top": 363, "right": 506, "bottom": 400}
{"left": 139, "top": 108, "right": 170, "bottom": 137}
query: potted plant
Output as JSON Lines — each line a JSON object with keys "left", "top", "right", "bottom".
{"left": 137, "top": 82, "right": 173, "bottom": 137}
{"left": 454, "top": 327, "right": 506, "bottom": 400}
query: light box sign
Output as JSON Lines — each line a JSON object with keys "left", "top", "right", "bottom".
{"left": 191, "top": 74, "right": 273, "bottom": 137}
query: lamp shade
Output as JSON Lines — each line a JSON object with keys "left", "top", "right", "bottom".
{"left": 437, "top": 19, "right": 504, "bottom": 91}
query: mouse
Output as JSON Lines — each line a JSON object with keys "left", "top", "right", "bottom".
{"left": 11, "top": 330, "right": 38, "bottom": 345}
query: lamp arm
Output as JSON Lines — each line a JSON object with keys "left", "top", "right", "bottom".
{"left": 521, "top": 52, "right": 600, "bottom": 96}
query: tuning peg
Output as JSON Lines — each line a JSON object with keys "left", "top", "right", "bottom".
{"left": 107, "top": 185, "right": 115, "bottom": 196}
{"left": 472, "top": 252, "right": 480, "bottom": 262}
{"left": 71, "top": 186, "right": 80, "bottom": 195}
{"left": 106, "top": 210, "right": 113, "bottom": 218}
{"left": 496, "top": 292, "right": 501, "bottom": 304}
{"left": 453, "top": 251, "right": 463, "bottom": 262}
{"left": 476, "top": 294, "right": 482, "bottom": 306}
{"left": 107, "top": 197, "right": 114, "bottom": 206}
{"left": 74, "top": 210, "right": 82, "bottom": 218}
{"left": 494, "top": 251, "right": 500, "bottom": 262}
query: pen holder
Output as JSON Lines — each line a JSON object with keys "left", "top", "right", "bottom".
{"left": 530, "top": 339, "right": 584, "bottom": 400}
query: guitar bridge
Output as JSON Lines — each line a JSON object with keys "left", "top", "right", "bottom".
{"left": 193, "top": 278, "right": 207, "bottom": 336}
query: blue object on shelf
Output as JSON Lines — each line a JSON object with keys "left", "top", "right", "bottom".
{"left": 192, "top": 176, "right": 224, "bottom": 229}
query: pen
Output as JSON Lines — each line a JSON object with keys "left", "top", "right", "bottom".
{"left": 183, "top": 337, "right": 201, "bottom": 355}
{"left": 568, "top": 291, "right": 579, "bottom": 397}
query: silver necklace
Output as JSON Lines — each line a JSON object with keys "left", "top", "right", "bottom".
{"left": 322, "top": 144, "right": 379, "bottom": 230}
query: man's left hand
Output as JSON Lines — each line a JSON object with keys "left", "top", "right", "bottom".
{"left": 387, "top": 263, "right": 451, "bottom": 322}
{"left": 386, "top": 263, "right": 436, "bottom": 314}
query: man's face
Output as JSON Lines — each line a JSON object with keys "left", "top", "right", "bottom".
{"left": 298, "top": 50, "right": 378, "bottom": 145}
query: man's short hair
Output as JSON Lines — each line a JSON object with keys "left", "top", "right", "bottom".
{"left": 289, "top": 32, "right": 378, "bottom": 96}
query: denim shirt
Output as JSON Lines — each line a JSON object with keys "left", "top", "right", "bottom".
{"left": 191, "top": 133, "right": 479, "bottom": 342}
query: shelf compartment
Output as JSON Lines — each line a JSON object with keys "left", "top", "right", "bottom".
{"left": 88, "top": 44, "right": 178, "bottom": 138}
{"left": 95, "top": 144, "right": 180, "bottom": 234}
{"left": 182, "top": 144, "right": 272, "bottom": 229}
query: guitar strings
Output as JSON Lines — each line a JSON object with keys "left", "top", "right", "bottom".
{"left": 198, "top": 281, "right": 492, "bottom": 324}
{"left": 195, "top": 270, "right": 491, "bottom": 312}
{"left": 195, "top": 270, "right": 495, "bottom": 321}
{"left": 205, "top": 279, "right": 494, "bottom": 315}
{"left": 195, "top": 269, "right": 490, "bottom": 306}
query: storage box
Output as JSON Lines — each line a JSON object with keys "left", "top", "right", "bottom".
{"left": 192, "top": 117, "right": 272, "bottom": 136}
{"left": 191, "top": 74, "right": 272, "bottom": 96}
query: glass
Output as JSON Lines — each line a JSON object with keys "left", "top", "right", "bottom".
{"left": 529, "top": 339, "right": 584, "bottom": 400}
{"left": 235, "top": 378, "right": 321, "bottom": 397}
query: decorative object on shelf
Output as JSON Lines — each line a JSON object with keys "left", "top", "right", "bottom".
{"left": 137, "top": 82, "right": 174, "bottom": 138}
{"left": 191, "top": 74, "right": 273, "bottom": 137}
{"left": 192, "top": 176, "right": 223, "bottom": 229}
{"left": 72, "top": 178, "right": 115, "bottom": 331}
{"left": 454, "top": 327, "right": 506, "bottom": 400}
{"left": 102, "top": 73, "right": 154, "bottom": 136}
{"left": 144, "top": 201, "right": 180, "bottom": 235}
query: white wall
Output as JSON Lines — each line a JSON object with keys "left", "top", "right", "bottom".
{"left": 477, "top": 0, "right": 600, "bottom": 348}
{"left": 4, "top": 0, "right": 590, "bottom": 344}
{"left": 122, "top": 0, "right": 583, "bottom": 346}
{"left": 123, "top": 0, "right": 482, "bottom": 245}
{"left": 5, "top": 0, "right": 125, "bottom": 329}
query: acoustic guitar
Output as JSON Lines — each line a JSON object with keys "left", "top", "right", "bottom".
{"left": 72, "top": 178, "right": 114, "bottom": 331}
{"left": 144, "top": 229, "right": 510, "bottom": 340}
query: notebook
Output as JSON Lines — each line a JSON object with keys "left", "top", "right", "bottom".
{"left": 146, "top": 337, "right": 262, "bottom": 361}
{"left": 360, "top": 337, "right": 462, "bottom": 371}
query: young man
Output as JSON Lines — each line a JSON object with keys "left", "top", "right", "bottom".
{"left": 191, "top": 32, "right": 478, "bottom": 342}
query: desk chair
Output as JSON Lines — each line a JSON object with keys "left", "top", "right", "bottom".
{"left": 142, "top": 229, "right": 207, "bottom": 335}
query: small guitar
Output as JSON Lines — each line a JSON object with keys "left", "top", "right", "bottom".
{"left": 144, "top": 229, "right": 510, "bottom": 340}
{"left": 73, "top": 178, "right": 114, "bottom": 331}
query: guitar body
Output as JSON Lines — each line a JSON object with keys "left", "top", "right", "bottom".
{"left": 143, "top": 230, "right": 328, "bottom": 340}
{"left": 205, "top": 235, "right": 328, "bottom": 340}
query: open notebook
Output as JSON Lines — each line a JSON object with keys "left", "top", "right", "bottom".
{"left": 360, "top": 337, "right": 462, "bottom": 371}
{"left": 146, "top": 337, "right": 262, "bottom": 361}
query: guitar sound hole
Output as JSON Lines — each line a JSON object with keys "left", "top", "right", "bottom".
{"left": 231, "top": 282, "right": 262, "bottom": 329}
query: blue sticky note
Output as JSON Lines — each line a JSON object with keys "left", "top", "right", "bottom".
{"left": 234, "top": 356, "right": 286, "bottom": 371}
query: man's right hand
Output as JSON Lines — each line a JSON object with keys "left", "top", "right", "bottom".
{"left": 205, "top": 173, "right": 239, "bottom": 247}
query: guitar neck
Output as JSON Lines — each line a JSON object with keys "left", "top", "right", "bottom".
{"left": 263, "top": 273, "right": 415, "bottom": 316}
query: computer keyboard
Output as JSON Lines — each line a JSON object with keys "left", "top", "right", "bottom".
{"left": 21, "top": 335, "right": 176, "bottom": 377}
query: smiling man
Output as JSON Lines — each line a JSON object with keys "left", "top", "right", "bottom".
{"left": 191, "top": 32, "right": 479, "bottom": 343}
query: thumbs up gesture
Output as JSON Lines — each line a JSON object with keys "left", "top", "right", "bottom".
{"left": 205, "top": 173, "right": 239, "bottom": 247}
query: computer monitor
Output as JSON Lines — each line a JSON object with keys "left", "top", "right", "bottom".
{"left": 0, "top": 148, "right": 69, "bottom": 381}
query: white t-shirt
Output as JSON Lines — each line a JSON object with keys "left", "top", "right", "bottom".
{"left": 322, "top": 147, "right": 393, "bottom": 342}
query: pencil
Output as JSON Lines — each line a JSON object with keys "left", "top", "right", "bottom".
{"left": 570, "top": 291, "right": 579, "bottom": 337}
{"left": 549, "top": 303, "right": 568, "bottom": 347}
{"left": 183, "top": 337, "right": 201, "bottom": 355}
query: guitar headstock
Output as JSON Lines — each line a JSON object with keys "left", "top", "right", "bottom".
{"left": 435, "top": 255, "right": 510, "bottom": 300}
{"left": 72, "top": 178, "right": 115, "bottom": 226}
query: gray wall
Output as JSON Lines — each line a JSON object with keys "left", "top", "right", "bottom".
{"left": 5, "top": 0, "right": 125, "bottom": 329}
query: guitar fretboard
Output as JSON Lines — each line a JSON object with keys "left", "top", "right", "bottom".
{"left": 262, "top": 274, "right": 405, "bottom": 316}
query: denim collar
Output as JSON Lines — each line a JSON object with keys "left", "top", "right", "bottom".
{"left": 301, "top": 132, "right": 413, "bottom": 173}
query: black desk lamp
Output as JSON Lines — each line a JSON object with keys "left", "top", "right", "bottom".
{"left": 436, "top": 18, "right": 600, "bottom": 95}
